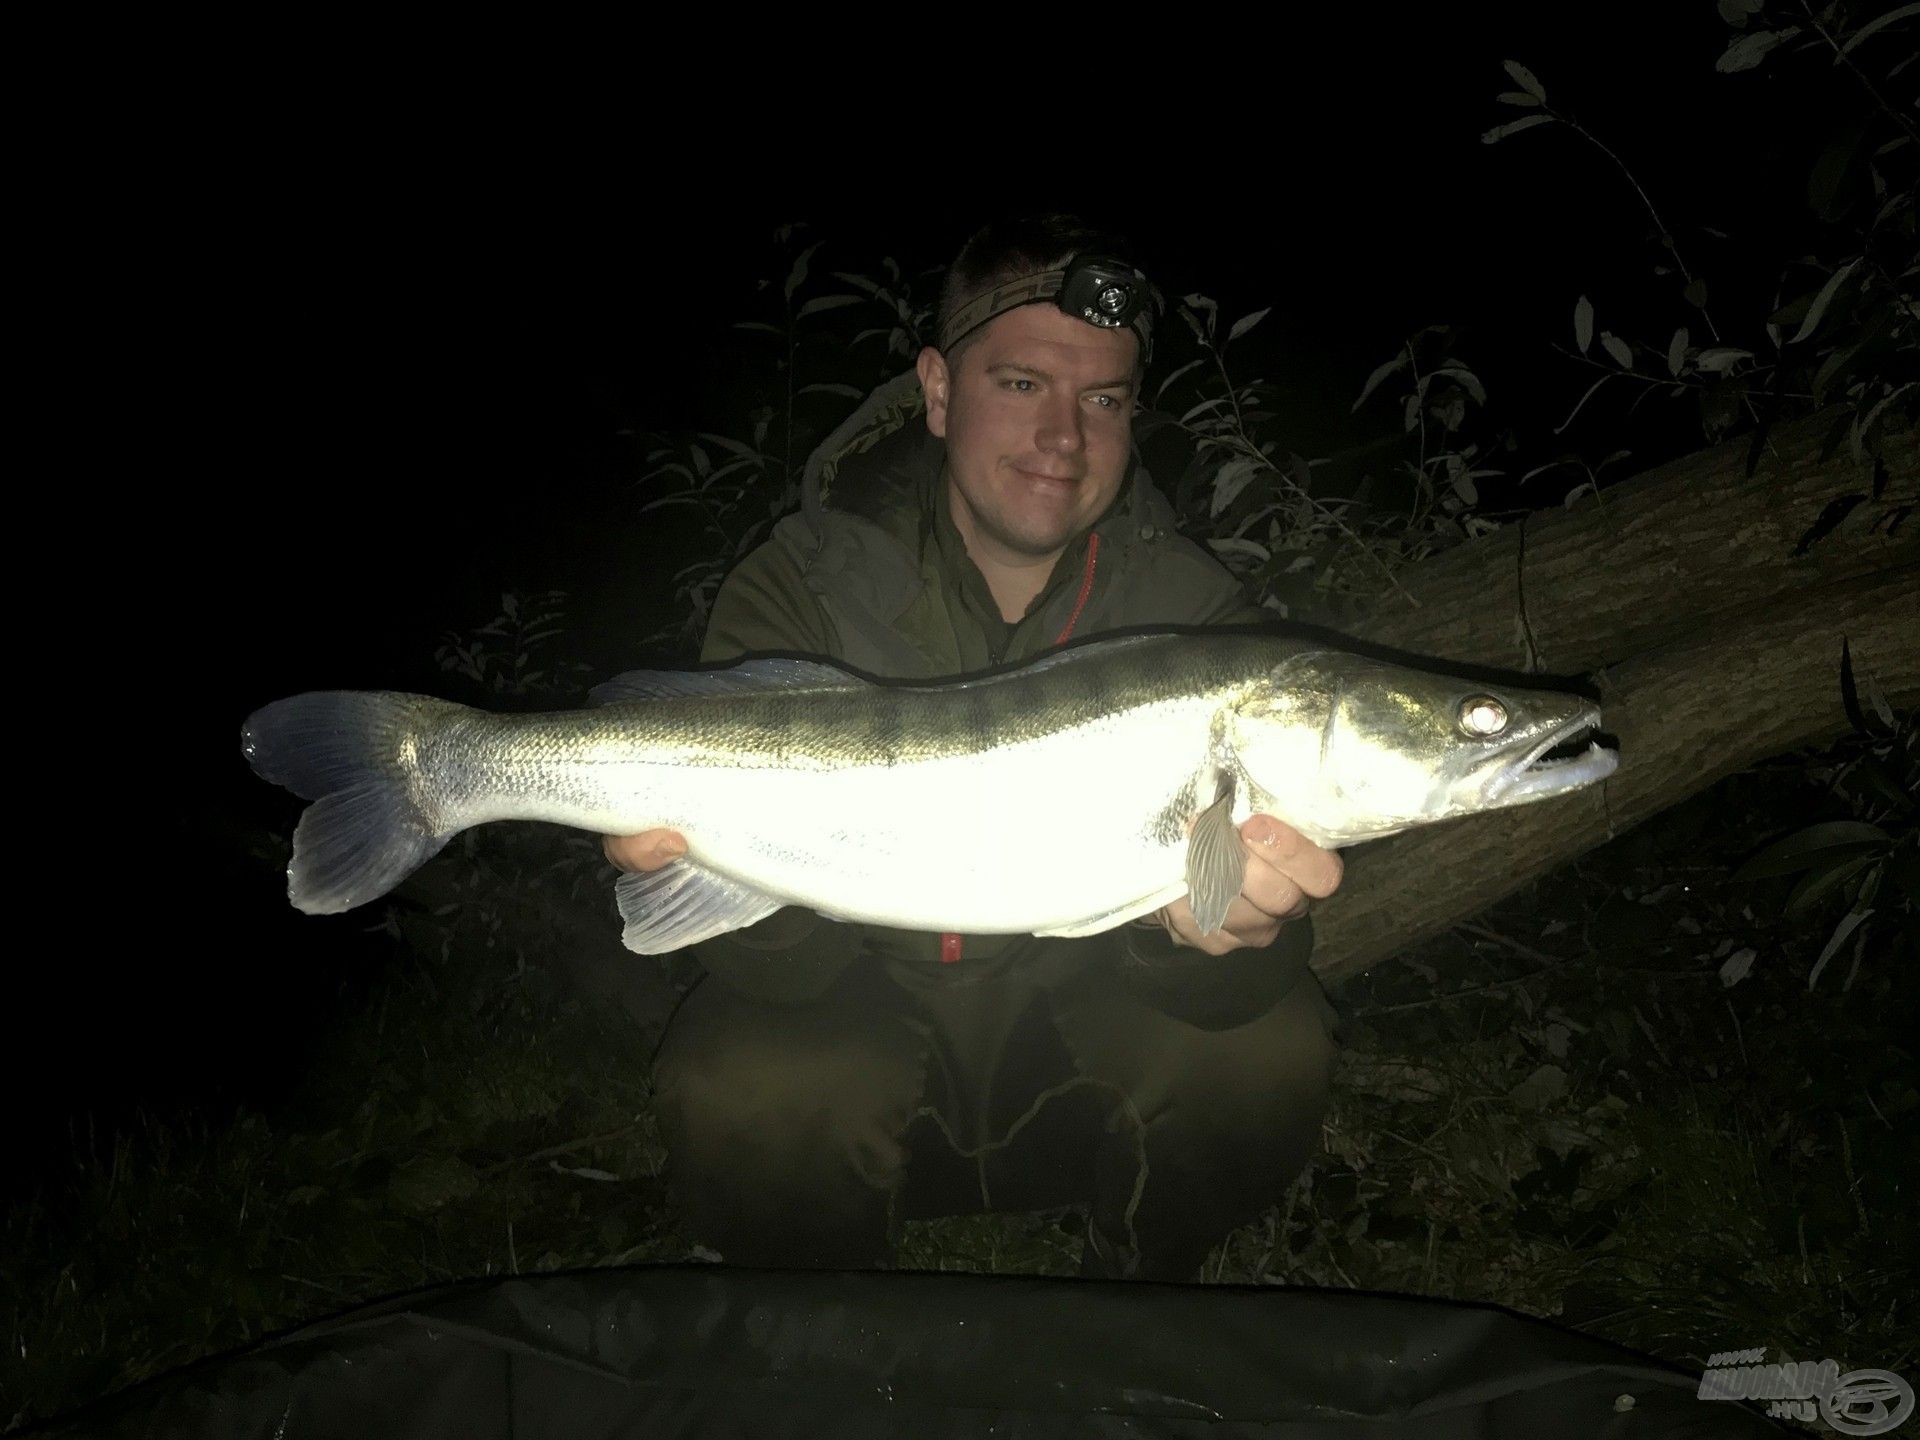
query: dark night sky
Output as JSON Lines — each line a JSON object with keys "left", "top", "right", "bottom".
{"left": 37, "top": 5, "right": 1847, "bottom": 1154}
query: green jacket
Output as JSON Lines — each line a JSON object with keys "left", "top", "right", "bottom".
{"left": 685, "top": 373, "right": 1317, "bottom": 1028}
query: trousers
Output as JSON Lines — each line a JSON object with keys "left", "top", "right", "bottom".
{"left": 652, "top": 951, "right": 1342, "bottom": 1281}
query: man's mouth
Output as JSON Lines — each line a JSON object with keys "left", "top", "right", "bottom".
{"left": 1013, "top": 465, "right": 1081, "bottom": 488}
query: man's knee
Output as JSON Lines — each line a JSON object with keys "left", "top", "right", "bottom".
{"left": 653, "top": 977, "right": 928, "bottom": 1184}
{"left": 1196, "top": 976, "right": 1341, "bottom": 1114}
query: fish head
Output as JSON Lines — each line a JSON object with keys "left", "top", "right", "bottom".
{"left": 1226, "top": 651, "right": 1618, "bottom": 846}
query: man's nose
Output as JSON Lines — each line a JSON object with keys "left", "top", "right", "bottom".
{"left": 1034, "top": 391, "right": 1086, "bottom": 455}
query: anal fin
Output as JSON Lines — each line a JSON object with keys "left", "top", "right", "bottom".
{"left": 615, "top": 860, "right": 786, "bottom": 953}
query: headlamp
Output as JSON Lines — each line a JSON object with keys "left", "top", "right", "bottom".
{"left": 938, "top": 253, "right": 1159, "bottom": 359}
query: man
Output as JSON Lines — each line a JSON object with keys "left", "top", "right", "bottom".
{"left": 607, "top": 215, "right": 1344, "bottom": 1280}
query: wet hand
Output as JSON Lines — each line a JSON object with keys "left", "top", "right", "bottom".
{"left": 1154, "top": 816, "right": 1343, "bottom": 956}
{"left": 601, "top": 829, "right": 687, "bottom": 874}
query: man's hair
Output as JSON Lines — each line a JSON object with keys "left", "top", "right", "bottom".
{"left": 937, "top": 213, "right": 1147, "bottom": 371}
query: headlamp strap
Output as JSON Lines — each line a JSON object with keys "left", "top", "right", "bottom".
{"left": 938, "top": 253, "right": 1157, "bottom": 356}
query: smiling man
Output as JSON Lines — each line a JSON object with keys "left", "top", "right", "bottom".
{"left": 607, "top": 215, "right": 1344, "bottom": 1280}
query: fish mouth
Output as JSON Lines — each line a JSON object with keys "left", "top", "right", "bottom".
{"left": 1491, "top": 709, "right": 1619, "bottom": 802}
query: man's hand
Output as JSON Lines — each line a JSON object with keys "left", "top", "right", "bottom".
{"left": 1152, "top": 816, "right": 1343, "bottom": 955}
{"left": 602, "top": 829, "right": 687, "bottom": 874}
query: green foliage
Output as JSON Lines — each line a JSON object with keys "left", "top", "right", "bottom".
{"left": 1731, "top": 640, "right": 1918, "bottom": 987}
{"left": 1484, "top": 4, "right": 1917, "bottom": 466}
{"left": 434, "top": 590, "right": 595, "bottom": 704}
{"left": 1, "top": 948, "right": 671, "bottom": 1432}
{"left": 633, "top": 232, "right": 941, "bottom": 656}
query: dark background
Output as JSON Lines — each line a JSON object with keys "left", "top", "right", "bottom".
{"left": 37, "top": 5, "right": 1842, "bottom": 1165}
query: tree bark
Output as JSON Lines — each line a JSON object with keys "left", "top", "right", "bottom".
{"left": 1307, "top": 415, "right": 1917, "bottom": 988}
{"left": 1344, "top": 413, "right": 1916, "bottom": 673}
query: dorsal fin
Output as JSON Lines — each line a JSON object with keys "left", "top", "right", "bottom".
{"left": 589, "top": 657, "right": 866, "bottom": 706}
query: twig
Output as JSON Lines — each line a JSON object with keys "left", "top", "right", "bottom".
{"left": 1376, "top": 1127, "right": 1454, "bottom": 1168}
{"left": 481, "top": 1123, "right": 646, "bottom": 1178}
{"left": 1863, "top": 1086, "right": 1894, "bottom": 1131}
{"left": 1632, "top": 1006, "right": 1673, "bottom": 1068}
{"left": 1460, "top": 921, "right": 1567, "bottom": 968}
{"left": 1801, "top": 0, "right": 1920, "bottom": 148}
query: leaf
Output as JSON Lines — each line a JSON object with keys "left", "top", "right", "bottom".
{"left": 1600, "top": 332, "right": 1634, "bottom": 368}
{"left": 1207, "top": 537, "right": 1272, "bottom": 563}
{"left": 1684, "top": 278, "right": 1710, "bottom": 308}
{"left": 1433, "top": 365, "right": 1487, "bottom": 404}
{"left": 1855, "top": 381, "right": 1918, "bottom": 446}
{"left": 549, "top": 1161, "right": 621, "bottom": 1182}
{"left": 1352, "top": 354, "right": 1409, "bottom": 411}
{"left": 1716, "top": 0, "right": 1765, "bottom": 24}
{"left": 1497, "top": 91, "right": 1544, "bottom": 107}
{"left": 797, "top": 382, "right": 865, "bottom": 398}
{"left": 1227, "top": 307, "right": 1272, "bottom": 344}
{"left": 1154, "top": 357, "right": 1207, "bottom": 402}
{"left": 1785, "top": 856, "right": 1878, "bottom": 917}
{"left": 1210, "top": 460, "right": 1259, "bottom": 518}
{"left": 1482, "top": 115, "right": 1555, "bottom": 144}
{"left": 1849, "top": 753, "right": 1916, "bottom": 814}
{"left": 1667, "top": 327, "right": 1690, "bottom": 376}
{"left": 732, "top": 321, "right": 782, "bottom": 334}
{"left": 1790, "top": 258, "right": 1860, "bottom": 344}
{"left": 1574, "top": 296, "right": 1594, "bottom": 354}
{"left": 1792, "top": 493, "right": 1865, "bottom": 554}
{"left": 1716, "top": 26, "right": 1802, "bottom": 71}
{"left": 1719, "top": 948, "right": 1756, "bottom": 987}
{"left": 697, "top": 431, "right": 766, "bottom": 461}
{"left": 1554, "top": 373, "right": 1614, "bottom": 434}
{"left": 1807, "top": 907, "right": 1873, "bottom": 989}
{"left": 783, "top": 241, "right": 824, "bottom": 302}
{"left": 1838, "top": 635, "right": 1892, "bottom": 735}
{"left": 1502, "top": 59, "right": 1547, "bottom": 100}
{"left": 1732, "top": 821, "right": 1889, "bottom": 880}
{"left": 796, "top": 294, "right": 864, "bottom": 318}
{"left": 1694, "top": 347, "right": 1753, "bottom": 373}
{"left": 1509, "top": 1064, "right": 1568, "bottom": 1110}
{"left": 1840, "top": 4, "right": 1920, "bottom": 57}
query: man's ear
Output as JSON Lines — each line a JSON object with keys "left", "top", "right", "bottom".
{"left": 916, "top": 345, "right": 950, "bottom": 438}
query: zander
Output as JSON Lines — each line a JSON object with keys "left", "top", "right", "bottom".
{"left": 241, "top": 632, "right": 1618, "bottom": 953}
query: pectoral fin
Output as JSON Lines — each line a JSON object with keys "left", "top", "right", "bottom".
{"left": 1185, "top": 783, "right": 1244, "bottom": 936}
{"left": 614, "top": 860, "right": 785, "bottom": 953}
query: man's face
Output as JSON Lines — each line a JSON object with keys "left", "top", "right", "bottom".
{"left": 917, "top": 302, "right": 1138, "bottom": 564}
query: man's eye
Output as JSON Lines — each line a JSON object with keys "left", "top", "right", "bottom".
{"left": 1003, "top": 378, "right": 1036, "bottom": 393}
{"left": 1090, "top": 394, "right": 1120, "bottom": 410}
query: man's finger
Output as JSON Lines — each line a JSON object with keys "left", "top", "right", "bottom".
{"left": 602, "top": 829, "right": 687, "bottom": 873}
{"left": 1239, "top": 816, "right": 1344, "bottom": 899}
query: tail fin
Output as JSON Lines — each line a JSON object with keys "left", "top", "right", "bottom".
{"left": 241, "top": 691, "right": 460, "bottom": 915}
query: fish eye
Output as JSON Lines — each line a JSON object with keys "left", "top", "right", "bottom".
{"left": 1459, "top": 696, "right": 1508, "bottom": 737}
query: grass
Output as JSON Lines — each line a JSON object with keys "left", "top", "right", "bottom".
{"left": 4, "top": 768, "right": 1913, "bottom": 1432}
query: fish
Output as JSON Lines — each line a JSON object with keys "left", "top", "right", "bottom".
{"left": 240, "top": 631, "right": 1619, "bottom": 953}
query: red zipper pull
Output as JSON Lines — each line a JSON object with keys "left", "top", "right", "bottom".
{"left": 940, "top": 932, "right": 964, "bottom": 963}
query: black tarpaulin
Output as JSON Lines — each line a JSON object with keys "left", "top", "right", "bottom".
{"left": 39, "top": 1265, "right": 1787, "bottom": 1438}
